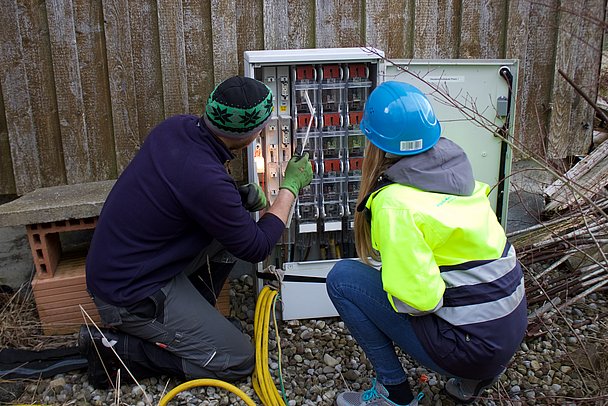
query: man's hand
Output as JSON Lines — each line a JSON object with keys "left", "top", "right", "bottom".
{"left": 238, "top": 183, "right": 267, "bottom": 212}
{"left": 280, "top": 153, "right": 313, "bottom": 198}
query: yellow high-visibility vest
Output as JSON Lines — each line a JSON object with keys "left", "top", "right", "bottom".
{"left": 367, "top": 181, "right": 507, "bottom": 312}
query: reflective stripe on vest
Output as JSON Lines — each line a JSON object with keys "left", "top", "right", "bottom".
{"left": 440, "top": 245, "right": 517, "bottom": 288}
{"left": 435, "top": 276, "right": 525, "bottom": 325}
{"left": 434, "top": 243, "right": 524, "bottom": 326}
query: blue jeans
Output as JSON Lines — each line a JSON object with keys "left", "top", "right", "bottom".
{"left": 326, "top": 259, "right": 449, "bottom": 386}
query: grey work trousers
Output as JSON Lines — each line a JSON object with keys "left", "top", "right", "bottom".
{"left": 93, "top": 246, "right": 254, "bottom": 381}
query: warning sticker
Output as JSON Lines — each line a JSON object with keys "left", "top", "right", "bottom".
{"left": 428, "top": 76, "right": 464, "bottom": 83}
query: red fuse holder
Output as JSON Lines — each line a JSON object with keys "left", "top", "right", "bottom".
{"left": 349, "top": 111, "right": 363, "bottom": 127}
{"left": 323, "top": 65, "right": 341, "bottom": 80}
{"left": 296, "top": 65, "right": 315, "bottom": 81}
{"left": 298, "top": 115, "right": 312, "bottom": 130}
{"left": 323, "top": 113, "right": 341, "bottom": 129}
{"left": 348, "top": 64, "right": 368, "bottom": 79}
{"left": 324, "top": 159, "right": 341, "bottom": 175}
{"left": 349, "top": 157, "right": 363, "bottom": 173}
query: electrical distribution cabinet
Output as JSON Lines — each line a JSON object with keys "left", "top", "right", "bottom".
{"left": 244, "top": 48, "right": 518, "bottom": 320}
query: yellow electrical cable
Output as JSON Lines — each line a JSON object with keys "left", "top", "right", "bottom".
{"left": 272, "top": 290, "right": 289, "bottom": 404}
{"left": 158, "top": 285, "right": 286, "bottom": 406}
{"left": 253, "top": 286, "right": 286, "bottom": 406}
{"left": 252, "top": 288, "right": 268, "bottom": 401}
{"left": 158, "top": 378, "right": 256, "bottom": 406}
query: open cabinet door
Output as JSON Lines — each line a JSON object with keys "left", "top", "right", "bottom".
{"left": 383, "top": 60, "right": 518, "bottom": 226}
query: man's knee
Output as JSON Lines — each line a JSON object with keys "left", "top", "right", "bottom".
{"left": 220, "top": 347, "right": 255, "bottom": 380}
{"left": 184, "top": 341, "right": 255, "bottom": 381}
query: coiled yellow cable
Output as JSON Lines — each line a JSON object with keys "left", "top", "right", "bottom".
{"left": 158, "top": 378, "right": 256, "bottom": 406}
{"left": 158, "top": 285, "right": 285, "bottom": 406}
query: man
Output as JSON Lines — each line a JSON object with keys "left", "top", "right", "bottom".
{"left": 82, "top": 76, "right": 313, "bottom": 388}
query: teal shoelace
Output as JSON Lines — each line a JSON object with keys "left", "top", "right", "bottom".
{"left": 362, "top": 379, "right": 382, "bottom": 401}
{"left": 362, "top": 387, "right": 381, "bottom": 401}
{"left": 361, "top": 381, "right": 425, "bottom": 405}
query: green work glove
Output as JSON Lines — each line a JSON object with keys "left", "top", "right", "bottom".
{"left": 280, "top": 153, "right": 313, "bottom": 197}
{"left": 238, "top": 183, "right": 267, "bottom": 212}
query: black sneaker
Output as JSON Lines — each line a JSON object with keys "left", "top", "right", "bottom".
{"left": 444, "top": 374, "right": 501, "bottom": 404}
{"left": 78, "top": 325, "right": 120, "bottom": 389}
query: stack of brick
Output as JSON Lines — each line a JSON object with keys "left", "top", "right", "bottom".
{"left": 27, "top": 217, "right": 101, "bottom": 334}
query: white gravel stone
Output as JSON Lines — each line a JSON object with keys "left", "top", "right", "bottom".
{"left": 8, "top": 277, "right": 608, "bottom": 406}
{"left": 323, "top": 353, "right": 339, "bottom": 367}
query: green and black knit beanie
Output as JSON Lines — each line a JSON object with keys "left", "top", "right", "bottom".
{"left": 203, "top": 76, "right": 274, "bottom": 139}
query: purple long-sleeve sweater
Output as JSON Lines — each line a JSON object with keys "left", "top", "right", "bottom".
{"left": 86, "top": 115, "right": 284, "bottom": 306}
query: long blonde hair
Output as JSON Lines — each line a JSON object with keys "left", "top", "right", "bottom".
{"left": 354, "top": 142, "right": 399, "bottom": 265}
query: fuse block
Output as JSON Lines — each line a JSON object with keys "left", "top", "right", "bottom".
{"left": 249, "top": 59, "right": 376, "bottom": 264}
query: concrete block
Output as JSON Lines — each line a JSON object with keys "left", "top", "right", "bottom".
{"left": 0, "top": 225, "right": 32, "bottom": 288}
{"left": 0, "top": 180, "right": 114, "bottom": 228}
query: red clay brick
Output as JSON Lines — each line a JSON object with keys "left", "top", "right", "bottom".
{"left": 26, "top": 217, "right": 97, "bottom": 278}
{"left": 31, "top": 253, "right": 100, "bottom": 335}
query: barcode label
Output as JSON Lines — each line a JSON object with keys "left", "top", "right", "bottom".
{"left": 400, "top": 139, "right": 423, "bottom": 152}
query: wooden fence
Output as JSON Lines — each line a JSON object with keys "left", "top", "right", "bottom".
{"left": 0, "top": 0, "right": 605, "bottom": 195}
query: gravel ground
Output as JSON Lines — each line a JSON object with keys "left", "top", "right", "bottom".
{"left": 8, "top": 273, "right": 608, "bottom": 406}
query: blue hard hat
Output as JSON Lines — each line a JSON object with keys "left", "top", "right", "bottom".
{"left": 360, "top": 81, "right": 441, "bottom": 156}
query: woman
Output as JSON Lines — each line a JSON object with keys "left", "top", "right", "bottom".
{"left": 327, "top": 81, "right": 527, "bottom": 406}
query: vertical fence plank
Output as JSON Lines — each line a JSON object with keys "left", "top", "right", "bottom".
{"left": 237, "top": 0, "right": 264, "bottom": 74}
{"left": 366, "top": 0, "right": 414, "bottom": 58}
{"left": 460, "top": 0, "right": 507, "bottom": 58}
{"left": 263, "top": 0, "right": 289, "bottom": 50}
{"left": 102, "top": 0, "right": 141, "bottom": 172}
{"left": 46, "top": 0, "right": 94, "bottom": 184}
{"left": 315, "top": 0, "right": 363, "bottom": 48}
{"left": 0, "top": 0, "right": 44, "bottom": 193}
{"left": 157, "top": 0, "right": 189, "bottom": 116}
{"left": 287, "top": 0, "right": 316, "bottom": 49}
{"left": 506, "top": 0, "right": 559, "bottom": 158}
{"left": 546, "top": 0, "right": 605, "bottom": 158}
{"left": 0, "top": 82, "right": 16, "bottom": 195}
{"left": 183, "top": 0, "right": 215, "bottom": 114}
{"left": 414, "top": 0, "right": 461, "bottom": 58}
{"left": 211, "top": 0, "right": 240, "bottom": 179}
{"left": 129, "top": 0, "right": 165, "bottom": 140}
{"left": 20, "top": 0, "right": 66, "bottom": 190}
{"left": 73, "top": 1, "right": 116, "bottom": 180}
{"left": 211, "top": 0, "right": 239, "bottom": 83}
